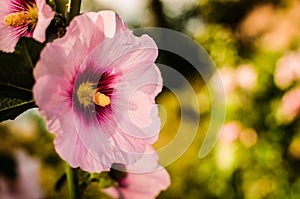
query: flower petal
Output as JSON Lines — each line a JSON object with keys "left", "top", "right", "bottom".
{"left": 34, "top": 31, "right": 89, "bottom": 80}
{"left": 98, "top": 10, "right": 128, "bottom": 37}
{"left": 33, "top": 0, "right": 55, "bottom": 42}
{"left": 86, "top": 31, "right": 158, "bottom": 75}
{"left": 72, "top": 112, "right": 145, "bottom": 169}
{"left": 111, "top": 64, "right": 162, "bottom": 141}
{"left": 53, "top": 110, "right": 108, "bottom": 172}
{"left": 34, "top": 12, "right": 106, "bottom": 79}
{"left": 0, "top": 24, "right": 19, "bottom": 52}
{"left": 33, "top": 75, "right": 70, "bottom": 119}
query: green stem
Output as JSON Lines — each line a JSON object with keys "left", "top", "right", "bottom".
{"left": 66, "top": 0, "right": 82, "bottom": 25}
{"left": 66, "top": 164, "right": 77, "bottom": 199}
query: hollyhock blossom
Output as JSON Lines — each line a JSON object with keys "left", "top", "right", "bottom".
{"left": 0, "top": 0, "right": 54, "bottom": 52}
{"left": 33, "top": 11, "right": 162, "bottom": 172}
{"left": 104, "top": 146, "right": 170, "bottom": 199}
{"left": 0, "top": 150, "right": 43, "bottom": 199}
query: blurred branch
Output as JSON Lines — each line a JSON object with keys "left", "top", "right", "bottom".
{"left": 150, "top": 0, "right": 168, "bottom": 27}
{"left": 66, "top": 0, "right": 82, "bottom": 25}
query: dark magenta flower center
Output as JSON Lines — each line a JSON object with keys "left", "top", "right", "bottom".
{"left": 72, "top": 67, "right": 117, "bottom": 125}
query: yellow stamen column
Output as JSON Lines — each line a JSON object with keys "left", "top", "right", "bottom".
{"left": 76, "top": 82, "right": 110, "bottom": 107}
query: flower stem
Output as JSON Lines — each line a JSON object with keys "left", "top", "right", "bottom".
{"left": 66, "top": 0, "right": 82, "bottom": 25}
{"left": 66, "top": 164, "right": 77, "bottom": 199}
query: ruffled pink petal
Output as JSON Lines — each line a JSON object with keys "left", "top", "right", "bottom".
{"left": 33, "top": 0, "right": 55, "bottom": 42}
{"left": 127, "top": 145, "right": 160, "bottom": 172}
{"left": 109, "top": 127, "right": 148, "bottom": 156}
{"left": 0, "top": 0, "right": 10, "bottom": 15}
{"left": 72, "top": 112, "right": 145, "bottom": 169}
{"left": 33, "top": 75, "right": 70, "bottom": 119}
{"left": 98, "top": 10, "right": 128, "bottom": 37}
{"left": 54, "top": 111, "right": 109, "bottom": 172}
{"left": 34, "top": 14, "right": 100, "bottom": 80}
{"left": 34, "top": 10, "right": 124, "bottom": 79}
{"left": 111, "top": 64, "right": 162, "bottom": 141}
{"left": 86, "top": 31, "right": 158, "bottom": 74}
{"left": 121, "top": 63, "right": 163, "bottom": 96}
{"left": 67, "top": 12, "right": 105, "bottom": 55}
{"left": 112, "top": 94, "right": 160, "bottom": 142}
{"left": 0, "top": 24, "right": 19, "bottom": 52}
{"left": 34, "top": 33, "right": 81, "bottom": 80}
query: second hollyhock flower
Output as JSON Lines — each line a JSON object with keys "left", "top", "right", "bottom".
{"left": 0, "top": 0, "right": 54, "bottom": 52}
{"left": 104, "top": 146, "right": 170, "bottom": 199}
{"left": 33, "top": 11, "right": 162, "bottom": 172}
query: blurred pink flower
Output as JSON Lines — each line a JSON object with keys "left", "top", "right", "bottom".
{"left": 274, "top": 52, "right": 300, "bottom": 89}
{"left": 33, "top": 11, "right": 162, "bottom": 172}
{"left": 236, "top": 64, "right": 257, "bottom": 91}
{"left": 219, "top": 65, "right": 257, "bottom": 95}
{"left": 219, "top": 66, "right": 237, "bottom": 94}
{"left": 0, "top": 151, "right": 43, "bottom": 199}
{"left": 219, "top": 121, "right": 241, "bottom": 144}
{"left": 104, "top": 146, "right": 170, "bottom": 199}
{"left": 278, "top": 86, "right": 300, "bottom": 122}
{"left": 0, "top": 0, "right": 54, "bottom": 52}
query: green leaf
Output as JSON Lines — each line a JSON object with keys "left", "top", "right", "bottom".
{"left": 0, "top": 37, "right": 44, "bottom": 122}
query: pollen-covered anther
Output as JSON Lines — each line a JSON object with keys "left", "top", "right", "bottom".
{"left": 93, "top": 92, "right": 110, "bottom": 107}
{"left": 4, "top": 7, "right": 38, "bottom": 27}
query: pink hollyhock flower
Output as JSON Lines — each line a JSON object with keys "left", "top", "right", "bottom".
{"left": 218, "top": 66, "right": 237, "bottom": 94}
{"left": 236, "top": 64, "right": 257, "bottom": 91}
{"left": 33, "top": 11, "right": 162, "bottom": 172}
{"left": 274, "top": 52, "right": 300, "bottom": 89}
{"left": 219, "top": 121, "right": 241, "bottom": 144}
{"left": 277, "top": 86, "right": 300, "bottom": 123}
{"left": 0, "top": 150, "right": 43, "bottom": 199}
{"left": 103, "top": 146, "right": 170, "bottom": 199}
{"left": 0, "top": 0, "right": 54, "bottom": 52}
